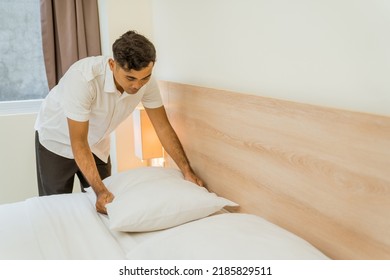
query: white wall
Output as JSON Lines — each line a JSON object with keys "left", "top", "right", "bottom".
{"left": 0, "top": 113, "right": 38, "bottom": 204}
{"left": 151, "top": 0, "right": 390, "bottom": 116}
{"left": 0, "top": 111, "right": 86, "bottom": 203}
{"left": 99, "top": 0, "right": 153, "bottom": 49}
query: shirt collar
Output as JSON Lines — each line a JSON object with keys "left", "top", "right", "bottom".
{"left": 104, "top": 60, "right": 119, "bottom": 94}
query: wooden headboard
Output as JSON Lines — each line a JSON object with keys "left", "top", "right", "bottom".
{"left": 159, "top": 80, "right": 390, "bottom": 260}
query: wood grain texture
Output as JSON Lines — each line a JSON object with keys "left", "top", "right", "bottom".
{"left": 159, "top": 80, "right": 390, "bottom": 260}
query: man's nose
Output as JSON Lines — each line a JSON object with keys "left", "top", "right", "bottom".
{"left": 132, "top": 80, "right": 142, "bottom": 89}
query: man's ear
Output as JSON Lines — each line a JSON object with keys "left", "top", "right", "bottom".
{"left": 108, "top": 58, "right": 115, "bottom": 71}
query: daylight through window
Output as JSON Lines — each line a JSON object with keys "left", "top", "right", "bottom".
{"left": 0, "top": 0, "right": 48, "bottom": 102}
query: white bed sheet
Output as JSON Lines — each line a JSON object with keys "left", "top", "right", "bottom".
{"left": 85, "top": 188, "right": 164, "bottom": 253}
{"left": 0, "top": 189, "right": 329, "bottom": 260}
{"left": 0, "top": 193, "right": 126, "bottom": 260}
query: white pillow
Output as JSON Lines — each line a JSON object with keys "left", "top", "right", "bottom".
{"left": 126, "top": 213, "right": 330, "bottom": 260}
{"left": 104, "top": 167, "right": 238, "bottom": 232}
{"left": 103, "top": 166, "right": 183, "bottom": 194}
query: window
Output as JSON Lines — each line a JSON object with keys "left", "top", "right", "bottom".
{"left": 0, "top": 0, "right": 48, "bottom": 102}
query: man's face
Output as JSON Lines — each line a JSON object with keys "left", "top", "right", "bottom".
{"left": 109, "top": 59, "right": 153, "bottom": 94}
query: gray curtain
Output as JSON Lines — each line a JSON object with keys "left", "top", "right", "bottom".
{"left": 40, "top": 0, "right": 102, "bottom": 90}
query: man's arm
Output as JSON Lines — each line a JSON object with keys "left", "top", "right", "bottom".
{"left": 144, "top": 106, "right": 205, "bottom": 187}
{"left": 67, "top": 118, "right": 114, "bottom": 214}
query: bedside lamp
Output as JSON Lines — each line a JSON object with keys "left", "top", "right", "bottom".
{"left": 133, "top": 107, "right": 164, "bottom": 166}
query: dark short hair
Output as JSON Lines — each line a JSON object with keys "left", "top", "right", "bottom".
{"left": 112, "top": 30, "right": 156, "bottom": 71}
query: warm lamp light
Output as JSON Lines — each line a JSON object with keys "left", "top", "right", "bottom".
{"left": 133, "top": 107, "right": 164, "bottom": 166}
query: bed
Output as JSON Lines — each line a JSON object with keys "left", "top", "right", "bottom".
{"left": 0, "top": 81, "right": 389, "bottom": 260}
{"left": 0, "top": 167, "right": 328, "bottom": 260}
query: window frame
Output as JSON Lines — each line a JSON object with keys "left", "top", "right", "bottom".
{"left": 0, "top": 99, "right": 43, "bottom": 116}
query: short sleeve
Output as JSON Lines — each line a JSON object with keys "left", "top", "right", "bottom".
{"left": 58, "top": 69, "right": 96, "bottom": 122}
{"left": 141, "top": 77, "right": 164, "bottom": 109}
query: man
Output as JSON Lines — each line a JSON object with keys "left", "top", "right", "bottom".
{"left": 35, "top": 30, "right": 204, "bottom": 214}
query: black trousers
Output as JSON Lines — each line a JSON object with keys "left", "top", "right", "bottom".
{"left": 35, "top": 131, "right": 111, "bottom": 196}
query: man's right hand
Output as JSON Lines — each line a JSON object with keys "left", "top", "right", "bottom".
{"left": 95, "top": 190, "right": 114, "bottom": 214}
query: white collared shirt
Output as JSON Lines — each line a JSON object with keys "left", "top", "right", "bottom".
{"left": 35, "top": 56, "right": 163, "bottom": 162}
